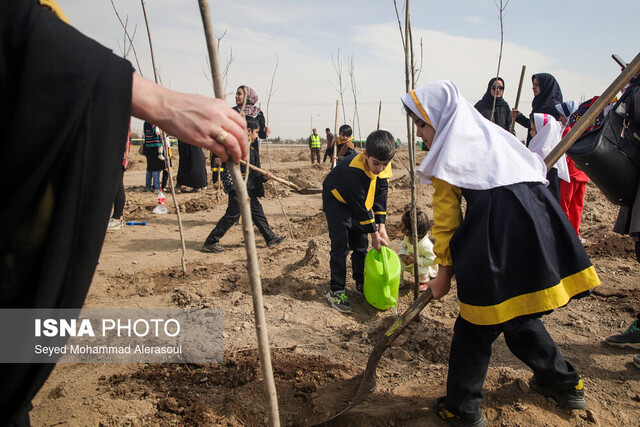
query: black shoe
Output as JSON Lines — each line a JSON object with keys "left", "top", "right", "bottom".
{"left": 433, "top": 397, "right": 488, "bottom": 427}
{"left": 201, "top": 242, "right": 225, "bottom": 253}
{"left": 354, "top": 282, "right": 364, "bottom": 296}
{"left": 326, "top": 290, "right": 352, "bottom": 313}
{"left": 266, "top": 234, "right": 286, "bottom": 247}
{"left": 530, "top": 377, "right": 586, "bottom": 410}
{"left": 605, "top": 319, "right": 640, "bottom": 349}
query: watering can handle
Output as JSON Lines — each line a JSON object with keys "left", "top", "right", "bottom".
{"left": 380, "top": 246, "right": 389, "bottom": 281}
{"left": 379, "top": 247, "right": 396, "bottom": 306}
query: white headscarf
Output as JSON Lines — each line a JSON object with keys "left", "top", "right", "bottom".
{"left": 401, "top": 80, "right": 547, "bottom": 190}
{"left": 554, "top": 101, "right": 580, "bottom": 124}
{"left": 528, "top": 114, "right": 570, "bottom": 183}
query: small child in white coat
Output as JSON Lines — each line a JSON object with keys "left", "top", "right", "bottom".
{"left": 398, "top": 206, "right": 438, "bottom": 291}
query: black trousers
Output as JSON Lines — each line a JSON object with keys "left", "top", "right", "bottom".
{"left": 205, "top": 191, "right": 275, "bottom": 244}
{"left": 162, "top": 168, "right": 169, "bottom": 190}
{"left": 446, "top": 315, "right": 579, "bottom": 420}
{"left": 323, "top": 146, "right": 333, "bottom": 162}
{"left": 112, "top": 168, "right": 125, "bottom": 219}
{"left": 323, "top": 196, "right": 368, "bottom": 293}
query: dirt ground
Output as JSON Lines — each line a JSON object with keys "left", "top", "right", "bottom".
{"left": 30, "top": 146, "right": 639, "bottom": 426}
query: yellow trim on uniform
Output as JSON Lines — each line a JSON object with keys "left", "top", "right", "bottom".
{"left": 331, "top": 188, "right": 346, "bottom": 203}
{"left": 39, "top": 0, "right": 70, "bottom": 23}
{"left": 432, "top": 177, "right": 462, "bottom": 266}
{"left": 410, "top": 90, "right": 433, "bottom": 127}
{"left": 459, "top": 265, "right": 601, "bottom": 326}
{"left": 374, "top": 211, "right": 386, "bottom": 216}
{"left": 360, "top": 218, "right": 375, "bottom": 225}
{"left": 348, "top": 153, "right": 393, "bottom": 210}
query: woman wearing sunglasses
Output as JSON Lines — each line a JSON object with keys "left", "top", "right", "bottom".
{"left": 474, "top": 77, "right": 513, "bottom": 133}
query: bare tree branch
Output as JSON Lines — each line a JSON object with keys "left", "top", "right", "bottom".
{"left": 331, "top": 49, "right": 348, "bottom": 124}
{"left": 490, "top": 0, "right": 509, "bottom": 122}
{"left": 393, "top": 0, "right": 406, "bottom": 51}
{"left": 110, "top": 0, "right": 143, "bottom": 75}
{"left": 347, "top": 54, "right": 362, "bottom": 140}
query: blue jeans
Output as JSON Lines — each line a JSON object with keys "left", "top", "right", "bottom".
{"left": 146, "top": 170, "right": 161, "bottom": 190}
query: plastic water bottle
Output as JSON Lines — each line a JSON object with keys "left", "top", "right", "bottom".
{"left": 153, "top": 189, "right": 168, "bottom": 214}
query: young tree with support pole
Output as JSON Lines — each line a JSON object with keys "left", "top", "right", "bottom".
{"left": 196, "top": 1, "right": 281, "bottom": 426}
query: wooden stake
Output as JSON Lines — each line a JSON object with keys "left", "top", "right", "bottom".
{"left": 377, "top": 100, "right": 382, "bottom": 130}
{"left": 509, "top": 65, "right": 526, "bottom": 134}
{"left": 140, "top": 0, "right": 187, "bottom": 274}
{"left": 197, "top": 2, "right": 280, "bottom": 426}
{"left": 332, "top": 100, "right": 339, "bottom": 169}
{"left": 545, "top": 52, "right": 640, "bottom": 168}
{"left": 239, "top": 160, "right": 301, "bottom": 191}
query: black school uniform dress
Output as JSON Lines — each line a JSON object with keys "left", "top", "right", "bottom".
{"left": 322, "top": 152, "right": 392, "bottom": 292}
{"left": 204, "top": 137, "right": 278, "bottom": 245}
{"left": 176, "top": 140, "right": 207, "bottom": 189}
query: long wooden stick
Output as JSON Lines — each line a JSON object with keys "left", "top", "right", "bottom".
{"left": 239, "top": 160, "right": 301, "bottom": 191}
{"left": 545, "top": 52, "right": 640, "bottom": 168}
{"left": 377, "top": 100, "right": 382, "bottom": 130}
{"left": 509, "top": 65, "right": 526, "bottom": 134}
{"left": 332, "top": 100, "right": 339, "bottom": 169}
{"left": 197, "top": 2, "right": 280, "bottom": 426}
{"left": 140, "top": 0, "right": 187, "bottom": 274}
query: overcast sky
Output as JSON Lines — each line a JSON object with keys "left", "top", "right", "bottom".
{"left": 58, "top": 0, "right": 639, "bottom": 142}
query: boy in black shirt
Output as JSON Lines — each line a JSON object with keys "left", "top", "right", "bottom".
{"left": 322, "top": 129, "right": 395, "bottom": 313}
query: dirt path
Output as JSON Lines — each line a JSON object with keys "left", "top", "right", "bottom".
{"left": 30, "top": 146, "right": 640, "bottom": 426}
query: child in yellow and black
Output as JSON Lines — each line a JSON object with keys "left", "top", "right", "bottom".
{"left": 323, "top": 129, "right": 395, "bottom": 313}
{"left": 403, "top": 81, "right": 600, "bottom": 426}
{"left": 333, "top": 124, "right": 355, "bottom": 163}
{"left": 201, "top": 116, "right": 286, "bottom": 253}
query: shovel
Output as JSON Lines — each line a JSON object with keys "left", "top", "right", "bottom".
{"left": 316, "top": 288, "right": 434, "bottom": 424}
{"left": 239, "top": 160, "right": 322, "bottom": 194}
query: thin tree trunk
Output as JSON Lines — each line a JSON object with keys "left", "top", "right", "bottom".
{"left": 490, "top": 0, "right": 508, "bottom": 122}
{"left": 402, "top": 0, "right": 420, "bottom": 301}
{"left": 332, "top": 100, "right": 339, "bottom": 169}
{"left": 197, "top": 2, "right": 280, "bottom": 426}
{"left": 140, "top": 0, "right": 187, "bottom": 274}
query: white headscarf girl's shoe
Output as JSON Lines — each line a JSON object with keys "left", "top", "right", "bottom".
{"left": 402, "top": 80, "right": 547, "bottom": 190}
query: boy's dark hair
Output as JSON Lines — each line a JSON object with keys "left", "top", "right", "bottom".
{"left": 246, "top": 116, "right": 260, "bottom": 130}
{"left": 338, "top": 124, "right": 352, "bottom": 137}
{"left": 325, "top": 127, "right": 331, "bottom": 132}
{"left": 400, "top": 206, "right": 431, "bottom": 239}
{"left": 365, "top": 129, "right": 396, "bottom": 161}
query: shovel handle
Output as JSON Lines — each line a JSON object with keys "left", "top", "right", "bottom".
{"left": 239, "top": 159, "right": 301, "bottom": 191}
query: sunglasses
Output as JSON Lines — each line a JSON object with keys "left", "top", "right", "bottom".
{"left": 491, "top": 86, "right": 504, "bottom": 90}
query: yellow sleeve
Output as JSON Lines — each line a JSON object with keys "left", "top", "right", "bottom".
{"left": 432, "top": 177, "right": 463, "bottom": 266}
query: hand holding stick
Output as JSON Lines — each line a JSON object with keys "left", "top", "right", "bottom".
{"left": 509, "top": 65, "right": 526, "bottom": 134}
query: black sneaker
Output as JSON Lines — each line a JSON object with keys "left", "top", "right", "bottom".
{"left": 326, "top": 290, "right": 352, "bottom": 313}
{"left": 201, "top": 242, "right": 225, "bottom": 253}
{"left": 354, "top": 282, "right": 364, "bottom": 296}
{"left": 266, "top": 234, "right": 286, "bottom": 247}
{"left": 530, "top": 376, "right": 586, "bottom": 410}
{"left": 605, "top": 320, "right": 640, "bottom": 349}
{"left": 633, "top": 354, "right": 640, "bottom": 369}
{"left": 433, "top": 397, "right": 488, "bottom": 427}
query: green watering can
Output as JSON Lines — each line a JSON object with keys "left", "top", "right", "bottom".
{"left": 363, "top": 246, "right": 402, "bottom": 310}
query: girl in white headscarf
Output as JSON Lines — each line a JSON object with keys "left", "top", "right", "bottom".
{"left": 528, "top": 113, "right": 570, "bottom": 202}
{"left": 402, "top": 81, "right": 599, "bottom": 426}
